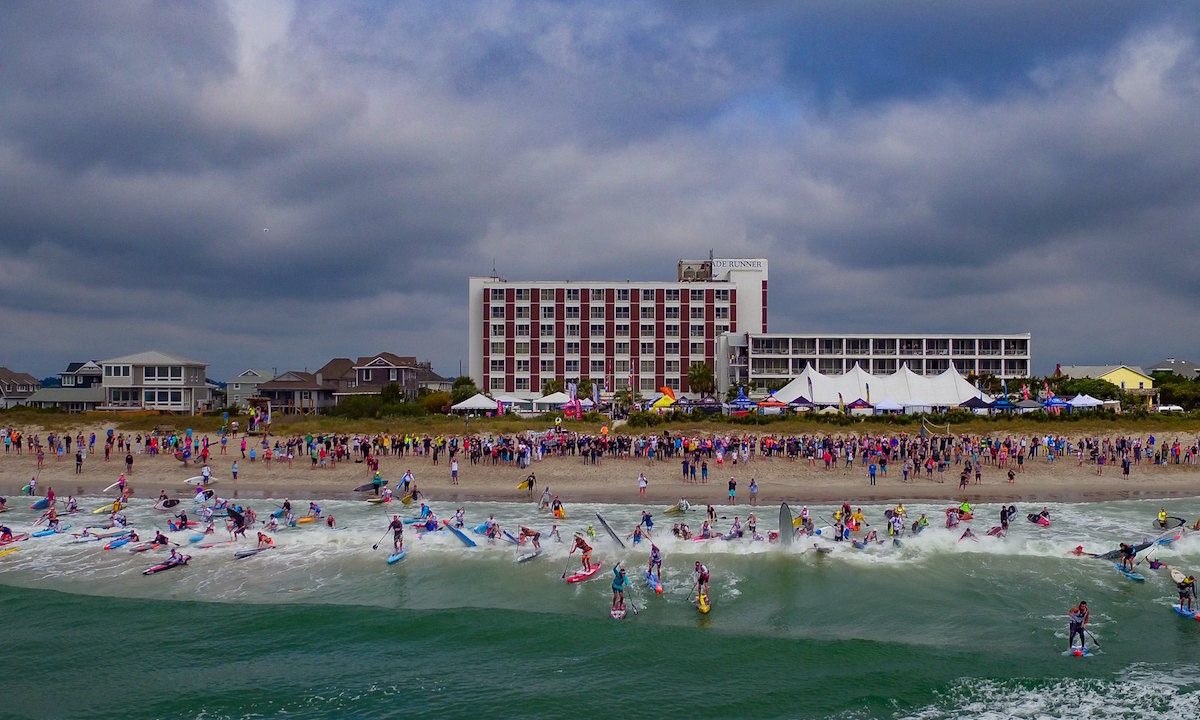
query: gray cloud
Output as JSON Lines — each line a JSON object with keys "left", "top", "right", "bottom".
{"left": 1, "top": 1, "right": 1198, "bottom": 380}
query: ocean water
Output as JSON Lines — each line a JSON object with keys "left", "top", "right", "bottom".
{"left": 3, "top": 496, "right": 1200, "bottom": 719}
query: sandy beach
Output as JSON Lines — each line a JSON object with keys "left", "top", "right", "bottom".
{"left": 3, "top": 424, "right": 1199, "bottom": 510}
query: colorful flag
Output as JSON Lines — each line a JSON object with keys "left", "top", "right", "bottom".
{"left": 865, "top": 383, "right": 871, "bottom": 404}
{"left": 838, "top": 392, "right": 844, "bottom": 412}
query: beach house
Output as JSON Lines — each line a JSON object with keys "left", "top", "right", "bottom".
{"left": 97, "top": 351, "right": 209, "bottom": 414}
{"left": 0, "top": 366, "right": 40, "bottom": 408}
{"left": 60, "top": 361, "right": 103, "bottom": 388}
{"left": 225, "top": 368, "right": 275, "bottom": 409}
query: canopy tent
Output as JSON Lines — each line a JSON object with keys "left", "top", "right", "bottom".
{"left": 773, "top": 363, "right": 990, "bottom": 408}
{"left": 874, "top": 399, "right": 904, "bottom": 412}
{"left": 561, "top": 397, "right": 595, "bottom": 409}
{"left": 756, "top": 395, "right": 788, "bottom": 415}
{"left": 650, "top": 394, "right": 676, "bottom": 411}
{"left": 689, "top": 396, "right": 724, "bottom": 415}
{"left": 1015, "top": 399, "right": 1043, "bottom": 413}
{"left": 990, "top": 397, "right": 1016, "bottom": 412}
{"left": 1068, "top": 394, "right": 1103, "bottom": 408}
{"left": 494, "top": 394, "right": 531, "bottom": 408}
{"left": 959, "top": 396, "right": 993, "bottom": 409}
{"left": 1043, "top": 396, "right": 1070, "bottom": 409}
{"left": 729, "top": 387, "right": 755, "bottom": 411}
{"left": 451, "top": 393, "right": 498, "bottom": 413}
{"left": 788, "top": 396, "right": 814, "bottom": 408}
{"left": 532, "top": 391, "right": 572, "bottom": 412}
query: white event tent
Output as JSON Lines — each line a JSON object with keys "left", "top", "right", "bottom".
{"left": 532, "top": 391, "right": 572, "bottom": 412}
{"left": 773, "top": 363, "right": 990, "bottom": 409}
{"left": 451, "top": 393, "right": 498, "bottom": 413}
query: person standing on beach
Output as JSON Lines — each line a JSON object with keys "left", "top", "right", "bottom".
{"left": 727, "top": 477, "right": 736, "bottom": 504}
{"left": 125, "top": 451, "right": 133, "bottom": 474}
{"left": 450, "top": 458, "right": 459, "bottom": 485}
{"left": 637, "top": 472, "right": 648, "bottom": 498}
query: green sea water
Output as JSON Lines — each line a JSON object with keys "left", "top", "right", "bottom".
{"left": 3, "top": 497, "right": 1200, "bottom": 719}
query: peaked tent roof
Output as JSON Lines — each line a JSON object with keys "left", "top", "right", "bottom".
{"left": 774, "top": 363, "right": 989, "bottom": 407}
{"left": 452, "top": 392, "right": 498, "bottom": 411}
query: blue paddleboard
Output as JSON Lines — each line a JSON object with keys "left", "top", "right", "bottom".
{"left": 1114, "top": 563, "right": 1146, "bottom": 582}
{"left": 387, "top": 549, "right": 408, "bottom": 564}
{"left": 1174, "top": 606, "right": 1198, "bottom": 619}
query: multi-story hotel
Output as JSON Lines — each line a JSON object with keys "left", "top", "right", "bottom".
{"left": 720, "top": 332, "right": 1032, "bottom": 395}
{"left": 468, "top": 258, "right": 770, "bottom": 398}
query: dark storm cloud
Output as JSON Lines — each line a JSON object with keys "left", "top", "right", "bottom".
{"left": 1, "top": 1, "right": 1198, "bottom": 379}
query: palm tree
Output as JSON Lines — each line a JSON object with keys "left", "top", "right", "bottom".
{"left": 688, "top": 362, "right": 716, "bottom": 396}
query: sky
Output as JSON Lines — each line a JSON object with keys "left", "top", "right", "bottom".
{"left": 3, "top": 0, "right": 1199, "bottom": 381}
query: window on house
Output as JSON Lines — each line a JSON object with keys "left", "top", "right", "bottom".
{"left": 590, "top": 323, "right": 604, "bottom": 337}
{"left": 715, "top": 289, "right": 730, "bottom": 301}
{"left": 516, "top": 360, "right": 530, "bottom": 372}
{"left": 565, "top": 324, "right": 579, "bottom": 337}
{"left": 640, "top": 324, "right": 654, "bottom": 336}
{"left": 691, "top": 289, "right": 704, "bottom": 301}
{"left": 590, "top": 360, "right": 605, "bottom": 373}
{"left": 615, "top": 324, "right": 629, "bottom": 337}
{"left": 591, "top": 341, "right": 605, "bottom": 354}
{"left": 591, "top": 289, "right": 605, "bottom": 301}
{"left": 640, "top": 360, "right": 655, "bottom": 373}
{"left": 490, "top": 377, "right": 505, "bottom": 390}
{"left": 515, "top": 324, "right": 530, "bottom": 337}
{"left": 615, "top": 342, "right": 630, "bottom": 355}
{"left": 640, "top": 342, "right": 655, "bottom": 355}
{"left": 566, "top": 342, "right": 580, "bottom": 354}
{"left": 362, "top": 369, "right": 372, "bottom": 382}
{"left": 540, "top": 342, "right": 555, "bottom": 354}
{"left": 615, "top": 307, "right": 630, "bottom": 319}
{"left": 491, "top": 341, "right": 505, "bottom": 354}
{"left": 665, "top": 342, "right": 680, "bottom": 354}
{"left": 665, "top": 307, "right": 680, "bottom": 319}
{"left": 641, "top": 306, "right": 656, "bottom": 319}
{"left": 515, "top": 377, "right": 530, "bottom": 390}
{"left": 690, "top": 306, "right": 705, "bottom": 319}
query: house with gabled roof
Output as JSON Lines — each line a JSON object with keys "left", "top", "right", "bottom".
{"left": 226, "top": 368, "right": 275, "bottom": 409}
{"left": 97, "top": 350, "right": 209, "bottom": 413}
{"left": 0, "top": 366, "right": 40, "bottom": 408}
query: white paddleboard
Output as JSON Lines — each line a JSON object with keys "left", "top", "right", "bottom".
{"left": 103, "top": 481, "right": 122, "bottom": 493}
{"left": 183, "top": 477, "right": 218, "bottom": 486}
{"left": 1171, "top": 568, "right": 1186, "bottom": 584}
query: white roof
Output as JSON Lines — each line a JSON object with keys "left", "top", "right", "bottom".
{"left": 494, "top": 394, "right": 531, "bottom": 405}
{"left": 774, "top": 363, "right": 990, "bottom": 407}
{"left": 533, "top": 391, "right": 572, "bottom": 406}
{"left": 451, "top": 393, "right": 498, "bottom": 411}
{"left": 99, "top": 350, "right": 205, "bottom": 367}
{"left": 1068, "top": 394, "right": 1104, "bottom": 407}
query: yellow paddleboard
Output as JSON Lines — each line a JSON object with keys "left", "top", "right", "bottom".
{"left": 517, "top": 478, "right": 534, "bottom": 490}
{"left": 400, "top": 493, "right": 414, "bottom": 506}
{"left": 554, "top": 508, "right": 566, "bottom": 519}
{"left": 0, "top": 547, "right": 18, "bottom": 558}
{"left": 697, "top": 592, "right": 710, "bottom": 614}
{"left": 93, "top": 502, "right": 120, "bottom": 515}
{"left": 297, "top": 516, "right": 317, "bottom": 524}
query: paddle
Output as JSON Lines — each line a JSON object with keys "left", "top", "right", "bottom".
{"left": 371, "top": 528, "right": 390, "bottom": 551}
{"left": 561, "top": 549, "right": 575, "bottom": 579}
{"left": 624, "top": 578, "right": 639, "bottom": 616}
{"left": 1086, "top": 629, "right": 1100, "bottom": 648}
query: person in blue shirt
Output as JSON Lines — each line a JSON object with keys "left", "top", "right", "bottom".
{"left": 611, "top": 563, "right": 629, "bottom": 612}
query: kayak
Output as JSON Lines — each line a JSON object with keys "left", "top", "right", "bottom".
{"left": 30, "top": 498, "right": 51, "bottom": 511}
{"left": 183, "top": 477, "right": 217, "bottom": 486}
{"left": 188, "top": 534, "right": 206, "bottom": 543}
{"left": 517, "top": 550, "right": 542, "bottom": 563}
{"left": 93, "top": 502, "right": 122, "bottom": 515}
{"left": 595, "top": 513, "right": 626, "bottom": 548}
{"left": 129, "top": 543, "right": 166, "bottom": 553}
{"left": 697, "top": 590, "right": 711, "bottom": 614}
{"left": 565, "top": 564, "right": 602, "bottom": 584}
{"left": 32, "top": 525, "right": 71, "bottom": 537}
{"left": 104, "top": 537, "right": 133, "bottom": 550}
{"left": 441, "top": 520, "right": 478, "bottom": 548}
{"left": 386, "top": 549, "right": 408, "bottom": 565}
{"left": 779, "top": 502, "right": 793, "bottom": 547}
{"left": 400, "top": 493, "right": 415, "bottom": 506}
{"left": 0, "top": 533, "right": 31, "bottom": 547}
{"left": 235, "top": 547, "right": 271, "bottom": 559}
{"left": 645, "top": 569, "right": 662, "bottom": 593}
{"left": 1115, "top": 563, "right": 1146, "bottom": 582}
{"left": 143, "top": 555, "right": 190, "bottom": 575}
{"left": 154, "top": 498, "right": 181, "bottom": 511}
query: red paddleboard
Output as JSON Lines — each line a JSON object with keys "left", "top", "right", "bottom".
{"left": 566, "top": 564, "right": 602, "bottom": 583}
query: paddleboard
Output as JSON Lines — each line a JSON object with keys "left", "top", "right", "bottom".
{"left": 353, "top": 481, "right": 386, "bottom": 492}
{"left": 183, "top": 477, "right": 217, "bottom": 486}
{"left": 297, "top": 517, "right": 317, "bottom": 524}
{"left": 779, "top": 502, "right": 793, "bottom": 547}
{"left": 32, "top": 525, "right": 70, "bottom": 537}
{"left": 168, "top": 521, "right": 198, "bottom": 531}
{"left": 30, "top": 498, "right": 50, "bottom": 511}
{"left": 154, "top": 498, "right": 181, "bottom": 511}
{"left": 565, "top": 564, "right": 602, "bottom": 583}
{"left": 610, "top": 608, "right": 626, "bottom": 620}
{"left": 104, "top": 537, "right": 132, "bottom": 550}
{"left": 0, "top": 547, "right": 17, "bottom": 558}
{"left": 235, "top": 547, "right": 271, "bottom": 559}
{"left": 1155, "top": 516, "right": 1186, "bottom": 531}
{"left": 193, "top": 489, "right": 215, "bottom": 502}
{"left": 502, "top": 531, "right": 520, "bottom": 546}
{"left": 553, "top": 507, "right": 566, "bottom": 519}
{"left": 595, "top": 513, "right": 625, "bottom": 548}
{"left": 645, "top": 569, "right": 662, "bottom": 593}
{"left": 1027, "top": 513, "right": 1050, "bottom": 527}
{"left": 1067, "top": 645, "right": 1091, "bottom": 657}
{"left": 1170, "top": 569, "right": 1186, "bottom": 584}
{"left": 517, "top": 478, "right": 534, "bottom": 490}
{"left": 517, "top": 550, "right": 542, "bottom": 563}
{"left": 143, "top": 555, "right": 190, "bottom": 575}
{"left": 93, "top": 502, "right": 121, "bottom": 515}
{"left": 1115, "top": 563, "right": 1146, "bottom": 582}
{"left": 367, "top": 497, "right": 389, "bottom": 504}
{"left": 188, "top": 534, "right": 206, "bottom": 543}
{"left": 271, "top": 509, "right": 286, "bottom": 518}
{"left": 103, "top": 480, "right": 123, "bottom": 493}
{"left": 400, "top": 493, "right": 414, "bottom": 506}
{"left": 386, "top": 549, "right": 408, "bottom": 565}
{"left": 21, "top": 484, "right": 32, "bottom": 494}
{"left": 697, "top": 591, "right": 711, "bottom": 614}
{"left": 0, "top": 533, "right": 30, "bottom": 547}
{"left": 442, "top": 520, "right": 478, "bottom": 548}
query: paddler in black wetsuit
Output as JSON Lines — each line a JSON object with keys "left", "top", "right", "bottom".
{"left": 388, "top": 515, "right": 404, "bottom": 553}
{"left": 999, "top": 504, "right": 1011, "bottom": 531}
{"left": 1178, "top": 575, "right": 1197, "bottom": 613}
{"left": 1118, "top": 543, "right": 1135, "bottom": 572}
{"left": 173, "top": 510, "right": 189, "bottom": 530}
{"left": 1068, "top": 601, "right": 1089, "bottom": 649}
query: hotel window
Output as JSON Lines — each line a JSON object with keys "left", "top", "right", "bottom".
{"left": 846, "top": 339, "right": 870, "bottom": 355}
{"left": 714, "top": 307, "right": 729, "bottom": 320}
{"left": 664, "top": 307, "right": 680, "bottom": 319}
{"left": 490, "top": 289, "right": 505, "bottom": 301}
{"left": 490, "top": 378, "right": 505, "bottom": 391}
{"left": 590, "top": 360, "right": 605, "bottom": 373}
{"left": 614, "top": 360, "right": 630, "bottom": 373}
{"left": 540, "top": 342, "right": 555, "bottom": 354}
{"left": 617, "top": 289, "right": 630, "bottom": 301}
{"left": 615, "top": 342, "right": 630, "bottom": 355}
{"left": 690, "top": 325, "right": 706, "bottom": 338}
{"left": 566, "top": 342, "right": 580, "bottom": 354}
{"left": 640, "top": 342, "right": 655, "bottom": 355}
{"left": 615, "top": 307, "right": 630, "bottom": 319}
{"left": 515, "top": 288, "right": 530, "bottom": 301}
{"left": 590, "top": 323, "right": 605, "bottom": 337}
{"left": 566, "top": 289, "right": 580, "bottom": 301}
{"left": 665, "top": 289, "right": 680, "bottom": 301}
{"left": 819, "top": 338, "right": 842, "bottom": 354}
{"left": 640, "top": 306, "right": 656, "bottom": 319}
{"left": 566, "top": 324, "right": 579, "bottom": 337}
{"left": 665, "top": 377, "right": 681, "bottom": 390}
{"left": 590, "top": 289, "right": 605, "bottom": 301}
{"left": 541, "top": 306, "right": 556, "bottom": 320}
{"left": 515, "top": 378, "right": 530, "bottom": 391}
{"left": 144, "top": 390, "right": 155, "bottom": 403}
{"left": 515, "top": 324, "right": 530, "bottom": 337}
{"left": 690, "top": 342, "right": 704, "bottom": 355}
{"left": 715, "top": 289, "right": 730, "bottom": 301}
{"left": 590, "top": 306, "right": 605, "bottom": 319}
{"left": 491, "top": 306, "right": 506, "bottom": 319}
{"left": 515, "top": 307, "right": 530, "bottom": 319}
{"left": 640, "top": 360, "right": 655, "bottom": 373}
{"left": 515, "top": 342, "right": 530, "bottom": 355}
{"left": 615, "top": 324, "right": 629, "bottom": 337}
{"left": 540, "top": 360, "right": 555, "bottom": 373}
{"left": 516, "top": 360, "right": 530, "bottom": 372}
{"left": 665, "top": 342, "right": 680, "bottom": 354}
{"left": 640, "top": 378, "right": 656, "bottom": 392}
{"left": 540, "top": 289, "right": 555, "bottom": 302}
{"left": 690, "top": 306, "right": 704, "bottom": 319}
{"left": 490, "top": 323, "right": 505, "bottom": 337}
{"left": 565, "top": 360, "right": 580, "bottom": 373}
{"left": 716, "top": 324, "right": 729, "bottom": 335}
{"left": 642, "top": 289, "right": 655, "bottom": 301}
{"left": 665, "top": 360, "right": 680, "bottom": 373}
{"left": 540, "top": 323, "right": 554, "bottom": 337}
{"left": 490, "top": 360, "right": 505, "bottom": 372}
{"left": 664, "top": 325, "right": 680, "bottom": 338}
{"left": 691, "top": 289, "right": 704, "bottom": 301}
{"left": 591, "top": 341, "right": 605, "bottom": 354}
{"left": 491, "top": 341, "right": 505, "bottom": 354}
{"left": 640, "top": 323, "right": 655, "bottom": 336}
{"left": 565, "top": 307, "right": 579, "bottom": 319}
